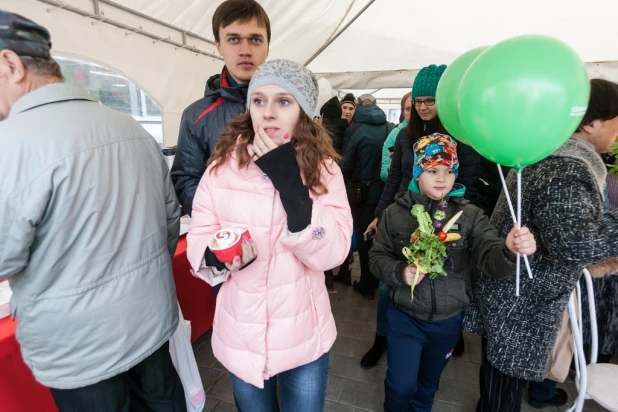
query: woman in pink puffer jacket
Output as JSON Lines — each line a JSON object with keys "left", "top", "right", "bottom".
{"left": 187, "top": 59, "right": 353, "bottom": 411}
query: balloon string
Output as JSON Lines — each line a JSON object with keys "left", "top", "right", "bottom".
{"left": 515, "top": 170, "right": 521, "bottom": 296}
{"left": 497, "top": 166, "right": 534, "bottom": 293}
{"left": 518, "top": 169, "right": 534, "bottom": 280}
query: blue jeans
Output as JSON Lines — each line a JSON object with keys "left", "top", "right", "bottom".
{"left": 229, "top": 353, "right": 329, "bottom": 412}
{"left": 377, "top": 282, "right": 390, "bottom": 336}
{"left": 529, "top": 379, "right": 557, "bottom": 401}
{"left": 384, "top": 302, "right": 463, "bottom": 412}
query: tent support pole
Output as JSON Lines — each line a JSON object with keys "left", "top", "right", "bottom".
{"left": 36, "top": 0, "right": 222, "bottom": 60}
{"left": 97, "top": 0, "right": 216, "bottom": 46}
{"left": 304, "top": 0, "right": 377, "bottom": 66}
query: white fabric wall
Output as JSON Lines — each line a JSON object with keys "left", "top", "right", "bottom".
{"left": 5, "top": 0, "right": 618, "bottom": 145}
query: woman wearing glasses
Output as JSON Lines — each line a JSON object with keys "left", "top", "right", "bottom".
{"left": 360, "top": 64, "right": 482, "bottom": 370}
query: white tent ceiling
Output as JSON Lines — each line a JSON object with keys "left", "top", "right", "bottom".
{"left": 2, "top": 0, "right": 618, "bottom": 145}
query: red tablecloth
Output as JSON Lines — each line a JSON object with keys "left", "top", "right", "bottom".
{"left": 172, "top": 235, "right": 216, "bottom": 342}
{"left": 0, "top": 317, "right": 57, "bottom": 412}
{"left": 0, "top": 234, "right": 215, "bottom": 412}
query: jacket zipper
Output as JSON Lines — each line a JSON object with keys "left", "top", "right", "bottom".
{"left": 428, "top": 199, "right": 437, "bottom": 321}
{"left": 263, "top": 189, "right": 277, "bottom": 378}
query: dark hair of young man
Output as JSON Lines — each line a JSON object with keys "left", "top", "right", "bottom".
{"left": 212, "top": 0, "right": 271, "bottom": 44}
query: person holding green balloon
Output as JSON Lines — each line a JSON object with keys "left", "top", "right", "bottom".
{"left": 459, "top": 35, "right": 618, "bottom": 411}
{"left": 360, "top": 64, "right": 483, "bottom": 370}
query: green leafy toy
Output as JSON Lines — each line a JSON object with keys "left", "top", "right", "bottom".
{"left": 401, "top": 204, "right": 462, "bottom": 300}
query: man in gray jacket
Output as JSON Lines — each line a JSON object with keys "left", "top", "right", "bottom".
{"left": 0, "top": 11, "right": 184, "bottom": 411}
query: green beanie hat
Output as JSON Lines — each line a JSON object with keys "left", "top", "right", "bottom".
{"left": 412, "top": 64, "right": 447, "bottom": 99}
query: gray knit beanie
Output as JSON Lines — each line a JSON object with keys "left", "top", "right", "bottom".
{"left": 246, "top": 59, "right": 319, "bottom": 118}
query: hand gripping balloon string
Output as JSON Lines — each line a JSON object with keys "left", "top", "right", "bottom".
{"left": 497, "top": 166, "right": 534, "bottom": 296}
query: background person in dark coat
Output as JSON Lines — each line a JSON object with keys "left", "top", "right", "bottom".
{"left": 465, "top": 79, "right": 618, "bottom": 412}
{"left": 320, "top": 96, "right": 349, "bottom": 156}
{"left": 341, "top": 92, "right": 356, "bottom": 125}
{"left": 320, "top": 96, "right": 351, "bottom": 290}
{"left": 171, "top": 0, "right": 270, "bottom": 216}
{"left": 340, "top": 100, "right": 394, "bottom": 300}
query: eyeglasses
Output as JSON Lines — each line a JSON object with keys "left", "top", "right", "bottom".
{"left": 413, "top": 98, "right": 436, "bottom": 108}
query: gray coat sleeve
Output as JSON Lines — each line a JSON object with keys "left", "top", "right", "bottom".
{"left": 162, "top": 155, "right": 181, "bottom": 258}
{"left": 369, "top": 208, "right": 409, "bottom": 287}
{"left": 0, "top": 180, "right": 50, "bottom": 281}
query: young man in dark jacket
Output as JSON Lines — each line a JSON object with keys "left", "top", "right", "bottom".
{"left": 171, "top": 0, "right": 270, "bottom": 216}
{"left": 340, "top": 100, "right": 394, "bottom": 299}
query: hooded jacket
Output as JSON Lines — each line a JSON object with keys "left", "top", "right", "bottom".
{"left": 187, "top": 147, "right": 353, "bottom": 388}
{"left": 370, "top": 189, "right": 517, "bottom": 321}
{"left": 340, "top": 105, "right": 394, "bottom": 204}
{"left": 171, "top": 68, "right": 248, "bottom": 215}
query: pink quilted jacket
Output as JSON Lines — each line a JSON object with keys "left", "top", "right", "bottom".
{"left": 187, "top": 155, "right": 353, "bottom": 388}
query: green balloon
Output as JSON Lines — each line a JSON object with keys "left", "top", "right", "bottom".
{"left": 436, "top": 46, "right": 488, "bottom": 145}
{"left": 457, "top": 35, "right": 590, "bottom": 170}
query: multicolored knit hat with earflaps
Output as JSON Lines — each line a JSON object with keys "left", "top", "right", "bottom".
{"left": 413, "top": 133, "right": 459, "bottom": 179}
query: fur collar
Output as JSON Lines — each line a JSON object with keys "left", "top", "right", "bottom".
{"left": 551, "top": 136, "right": 607, "bottom": 193}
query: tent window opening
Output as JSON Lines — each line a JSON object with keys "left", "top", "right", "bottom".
{"left": 54, "top": 55, "right": 163, "bottom": 145}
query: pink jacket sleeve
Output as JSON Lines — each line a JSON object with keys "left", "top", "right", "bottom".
{"left": 186, "top": 167, "right": 230, "bottom": 286}
{"left": 280, "top": 161, "right": 353, "bottom": 272}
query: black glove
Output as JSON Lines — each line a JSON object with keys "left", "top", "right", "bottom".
{"left": 255, "top": 143, "right": 313, "bottom": 233}
{"left": 204, "top": 247, "right": 227, "bottom": 271}
{"left": 205, "top": 246, "right": 257, "bottom": 271}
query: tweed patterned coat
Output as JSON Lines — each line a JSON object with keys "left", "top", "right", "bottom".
{"left": 464, "top": 136, "right": 618, "bottom": 381}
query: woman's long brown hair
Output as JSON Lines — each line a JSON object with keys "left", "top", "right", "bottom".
{"left": 209, "top": 111, "right": 341, "bottom": 195}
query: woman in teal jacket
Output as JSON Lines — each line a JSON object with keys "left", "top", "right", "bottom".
{"left": 381, "top": 92, "right": 412, "bottom": 182}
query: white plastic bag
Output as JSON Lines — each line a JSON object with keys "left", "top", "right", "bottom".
{"left": 0, "top": 281, "right": 12, "bottom": 320}
{"left": 169, "top": 303, "right": 206, "bottom": 412}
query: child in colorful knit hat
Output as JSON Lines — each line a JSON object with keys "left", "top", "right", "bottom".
{"left": 369, "top": 133, "right": 536, "bottom": 411}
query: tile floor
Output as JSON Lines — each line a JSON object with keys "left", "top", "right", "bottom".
{"left": 192, "top": 257, "right": 613, "bottom": 412}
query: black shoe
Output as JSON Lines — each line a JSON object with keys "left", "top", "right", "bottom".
{"left": 333, "top": 266, "right": 352, "bottom": 286}
{"left": 452, "top": 333, "right": 465, "bottom": 358}
{"left": 527, "top": 388, "right": 568, "bottom": 409}
{"left": 361, "top": 334, "right": 387, "bottom": 369}
{"left": 353, "top": 280, "right": 375, "bottom": 300}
